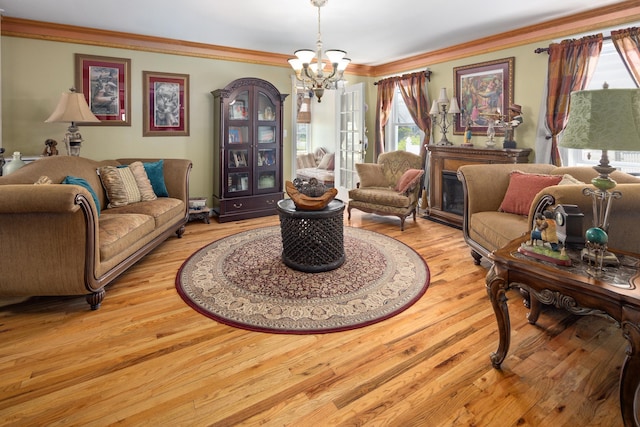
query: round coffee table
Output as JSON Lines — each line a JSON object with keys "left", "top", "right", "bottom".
{"left": 276, "top": 198, "right": 345, "bottom": 272}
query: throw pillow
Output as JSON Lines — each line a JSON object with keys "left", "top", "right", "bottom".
{"left": 558, "top": 174, "right": 586, "bottom": 185}
{"left": 143, "top": 160, "right": 169, "bottom": 197}
{"left": 62, "top": 175, "right": 101, "bottom": 214}
{"left": 129, "top": 161, "right": 157, "bottom": 201}
{"left": 395, "top": 169, "right": 424, "bottom": 194}
{"left": 499, "top": 170, "right": 563, "bottom": 216}
{"left": 355, "top": 163, "right": 388, "bottom": 188}
{"left": 98, "top": 165, "right": 142, "bottom": 208}
{"left": 317, "top": 152, "right": 335, "bottom": 170}
{"left": 34, "top": 176, "right": 52, "bottom": 185}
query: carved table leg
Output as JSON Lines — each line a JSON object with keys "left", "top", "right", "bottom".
{"left": 527, "top": 294, "right": 542, "bottom": 324}
{"left": 486, "top": 263, "right": 511, "bottom": 368}
{"left": 620, "top": 306, "right": 640, "bottom": 427}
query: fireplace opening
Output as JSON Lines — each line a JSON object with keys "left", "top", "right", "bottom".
{"left": 442, "top": 171, "right": 463, "bottom": 216}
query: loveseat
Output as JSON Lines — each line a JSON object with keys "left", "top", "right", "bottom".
{"left": 457, "top": 163, "right": 640, "bottom": 265}
{"left": 296, "top": 148, "right": 335, "bottom": 186}
{"left": 347, "top": 151, "right": 424, "bottom": 231}
{"left": 0, "top": 156, "right": 192, "bottom": 309}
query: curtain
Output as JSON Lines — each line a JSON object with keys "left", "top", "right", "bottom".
{"left": 374, "top": 79, "right": 396, "bottom": 159}
{"left": 397, "top": 72, "right": 432, "bottom": 209}
{"left": 612, "top": 27, "right": 640, "bottom": 86}
{"left": 545, "top": 34, "right": 602, "bottom": 165}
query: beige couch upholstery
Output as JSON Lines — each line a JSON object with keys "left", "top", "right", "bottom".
{"left": 0, "top": 156, "right": 192, "bottom": 309}
{"left": 296, "top": 148, "right": 335, "bottom": 186}
{"left": 347, "top": 151, "right": 423, "bottom": 231}
{"left": 457, "top": 163, "right": 640, "bottom": 264}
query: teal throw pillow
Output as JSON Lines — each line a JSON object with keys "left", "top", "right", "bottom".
{"left": 143, "top": 160, "right": 169, "bottom": 197}
{"left": 62, "top": 175, "right": 101, "bottom": 215}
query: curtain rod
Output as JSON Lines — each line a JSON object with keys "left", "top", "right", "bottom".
{"left": 535, "top": 34, "right": 612, "bottom": 54}
{"left": 373, "top": 69, "right": 431, "bottom": 85}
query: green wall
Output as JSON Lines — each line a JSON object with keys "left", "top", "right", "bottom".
{"left": 0, "top": 34, "right": 581, "bottom": 200}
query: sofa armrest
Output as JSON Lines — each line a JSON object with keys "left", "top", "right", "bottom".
{"left": 0, "top": 184, "right": 100, "bottom": 297}
{"left": 529, "top": 183, "right": 640, "bottom": 253}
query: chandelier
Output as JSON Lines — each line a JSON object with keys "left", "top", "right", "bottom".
{"left": 288, "top": 0, "right": 350, "bottom": 103}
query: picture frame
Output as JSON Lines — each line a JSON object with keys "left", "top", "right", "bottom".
{"left": 143, "top": 71, "right": 190, "bottom": 137}
{"left": 231, "top": 100, "right": 246, "bottom": 120}
{"left": 453, "top": 57, "right": 514, "bottom": 135}
{"left": 75, "top": 54, "right": 131, "bottom": 126}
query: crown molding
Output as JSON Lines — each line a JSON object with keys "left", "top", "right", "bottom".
{"left": 2, "top": 0, "right": 639, "bottom": 79}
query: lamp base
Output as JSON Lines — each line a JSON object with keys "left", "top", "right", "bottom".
{"left": 66, "top": 141, "right": 82, "bottom": 157}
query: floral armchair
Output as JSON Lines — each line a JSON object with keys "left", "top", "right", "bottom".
{"left": 347, "top": 151, "right": 424, "bottom": 231}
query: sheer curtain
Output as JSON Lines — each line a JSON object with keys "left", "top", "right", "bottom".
{"left": 544, "top": 35, "right": 602, "bottom": 165}
{"left": 612, "top": 27, "right": 640, "bottom": 85}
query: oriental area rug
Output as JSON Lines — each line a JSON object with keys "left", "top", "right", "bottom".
{"left": 175, "top": 226, "right": 430, "bottom": 334}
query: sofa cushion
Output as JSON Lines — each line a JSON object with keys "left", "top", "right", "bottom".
{"left": 558, "top": 173, "right": 585, "bottom": 185}
{"left": 101, "top": 197, "right": 184, "bottom": 228}
{"left": 499, "top": 170, "right": 563, "bottom": 216}
{"left": 356, "top": 163, "right": 388, "bottom": 188}
{"left": 143, "top": 160, "right": 169, "bottom": 197}
{"left": 129, "top": 161, "right": 157, "bottom": 201}
{"left": 98, "top": 213, "right": 155, "bottom": 262}
{"left": 62, "top": 175, "right": 101, "bottom": 214}
{"left": 469, "top": 211, "right": 530, "bottom": 252}
{"left": 395, "top": 168, "right": 424, "bottom": 193}
{"left": 317, "top": 152, "right": 335, "bottom": 170}
{"left": 99, "top": 165, "right": 142, "bottom": 208}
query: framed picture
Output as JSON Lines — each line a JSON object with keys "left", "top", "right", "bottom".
{"left": 143, "top": 71, "right": 190, "bottom": 137}
{"left": 75, "top": 54, "right": 131, "bottom": 126}
{"left": 231, "top": 100, "right": 246, "bottom": 120}
{"left": 453, "top": 57, "right": 514, "bottom": 135}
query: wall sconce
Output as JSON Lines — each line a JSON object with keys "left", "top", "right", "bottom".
{"left": 429, "top": 88, "right": 460, "bottom": 145}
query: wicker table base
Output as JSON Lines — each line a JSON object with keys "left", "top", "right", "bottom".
{"left": 277, "top": 199, "right": 345, "bottom": 272}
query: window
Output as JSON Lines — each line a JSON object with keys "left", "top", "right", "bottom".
{"left": 561, "top": 38, "right": 640, "bottom": 174}
{"left": 385, "top": 87, "right": 424, "bottom": 154}
{"left": 296, "top": 123, "right": 310, "bottom": 155}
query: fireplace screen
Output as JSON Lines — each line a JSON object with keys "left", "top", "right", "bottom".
{"left": 442, "top": 171, "right": 463, "bottom": 215}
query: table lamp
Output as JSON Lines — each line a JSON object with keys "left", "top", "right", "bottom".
{"left": 45, "top": 88, "right": 100, "bottom": 156}
{"left": 560, "top": 87, "right": 640, "bottom": 275}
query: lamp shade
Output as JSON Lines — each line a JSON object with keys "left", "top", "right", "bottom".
{"left": 560, "top": 88, "right": 640, "bottom": 151}
{"left": 45, "top": 90, "right": 100, "bottom": 124}
{"left": 437, "top": 88, "right": 449, "bottom": 104}
{"left": 449, "top": 97, "right": 461, "bottom": 114}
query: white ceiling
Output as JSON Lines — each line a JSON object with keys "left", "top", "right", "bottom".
{"left": 0, "top": 0, "right": 629, "bottom": 66}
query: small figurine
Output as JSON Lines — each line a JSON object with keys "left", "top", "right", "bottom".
{"left": 42, "top": 139, "right": 59, "bottom": 156}
{"left": 498, "top": 104, "right": 523, "bottom": 149}
{"left": 486, "top": 120, "right": 496, "bottom": 147}
{"left": 462, "top": 121, "right": 473, "bottom": 146}
{"left": 529, "top": 211, "right": 559, "bottom": 251}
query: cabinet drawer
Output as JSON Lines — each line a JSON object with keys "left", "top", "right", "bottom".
{"left": 219, "top": 193, "right": 283, "bottom": 215}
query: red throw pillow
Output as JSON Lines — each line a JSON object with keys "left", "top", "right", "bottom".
{"left": 395, "top": 169, "right": 424, "bottom": 193}
{"left": 499, "top": 170, "right": 563, "bottom": 215}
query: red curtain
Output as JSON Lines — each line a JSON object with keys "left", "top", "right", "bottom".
{"left": 546, "top": 35, "right": 602, "bottom": 165}
{"left": 374, "top": 79, "right": 396, "bottom": 159}
{"left": 397, "top": 72, "right": 432, "bottom": 161}
{"left": 612, "top": 27, "right": 640, "bottom": 86}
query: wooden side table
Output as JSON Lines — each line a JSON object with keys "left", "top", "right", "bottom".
{"left": 188, "top": 207, "right": 210, "bottom": 224}
{"left": 486, "top": 236, "right": 640, "bottom": 426}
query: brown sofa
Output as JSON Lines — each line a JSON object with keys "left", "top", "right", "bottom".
{"left": 0, "top": 156, "right": 192, "bottom": 309}
{"left": 458, "top": 163, "right": 640, "bottom": 264}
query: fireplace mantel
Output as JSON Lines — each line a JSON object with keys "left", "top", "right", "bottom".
{"left": 425, "top": 145, "right": 532, "bottom": 227}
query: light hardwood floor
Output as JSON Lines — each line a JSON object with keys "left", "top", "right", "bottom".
{"left": 0, "top": 210, "right": 627, "bottom": 426}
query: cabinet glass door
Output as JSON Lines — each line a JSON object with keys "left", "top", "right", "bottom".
{"left": 229, "top": 90, "right": 249, "bottom": 120}
{"left": 257, "top": 91, "right": 275, "bottom": 121}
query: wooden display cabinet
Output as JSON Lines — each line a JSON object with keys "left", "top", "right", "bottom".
{"left": 211, "top": 78, "right": 288, "bottom": 222}
{"left": 426, "top": 145, "right": 532, "bottom": 227}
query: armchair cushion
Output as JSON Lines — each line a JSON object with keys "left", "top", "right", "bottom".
{"left": 355, "top": 163, "right": 388, "bottom": 188}
{"left": 498, "top": 170, "right": 562, "bottom": 215}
